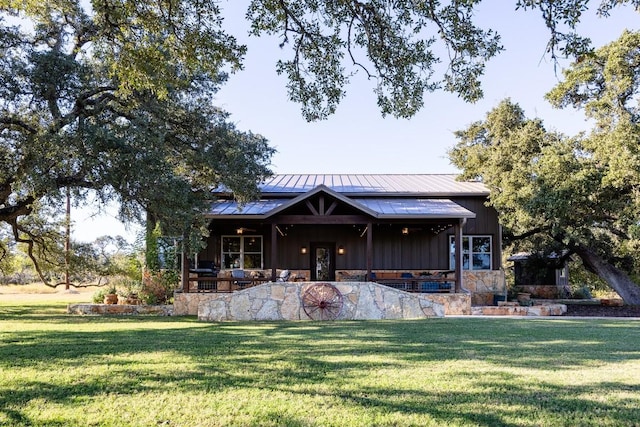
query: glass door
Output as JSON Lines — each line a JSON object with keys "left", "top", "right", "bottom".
{"left": 310, "top": 242, "right": 336, "bottom": 281}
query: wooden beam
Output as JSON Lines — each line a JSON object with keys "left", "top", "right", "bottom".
{"left": 272, "top": 215, "right": 371, "bottom": 225}
{"left": 271, "top": 223, "right": 277, "bottom": 281}
{"left": 454, "top": 219, "right": 463, "bottom": 293}
{"left": 305, "top": 200, "right": 319, "bottom": 216}
{"left": 366, "top": 222, "right": 373, "bottom": 280}
{"left": 325, "top": 200, "right": 338, "bottom": 216}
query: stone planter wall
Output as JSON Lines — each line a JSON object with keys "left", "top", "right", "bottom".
{"left": 67, "top": 304, "right": 173, "bottom": 316}
{"left": 174, "top": 282, "right": 472, "bottom": 320}
{"left": 471, "top": 303, "right": 567, "bottom": 316}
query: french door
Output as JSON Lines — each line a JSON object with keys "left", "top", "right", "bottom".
{"left": 310, "top": 242, "right": 336, "bottom": 281}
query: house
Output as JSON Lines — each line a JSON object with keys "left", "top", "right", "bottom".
{"left": 176, "top": 174, "right": 505, "bottom": 316}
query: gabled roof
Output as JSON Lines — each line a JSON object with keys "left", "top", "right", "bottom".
{"left": 260, "top": 184, "right": 380, "bottom": 217}
{"left": 250, "top": 174, "right": 488, "bottom": 197}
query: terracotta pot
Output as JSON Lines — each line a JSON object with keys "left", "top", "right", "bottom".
{"left": 103, "top": 293, "right": 118, "bottom": 305}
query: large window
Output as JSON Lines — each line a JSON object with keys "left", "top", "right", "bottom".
{"left": 221, "top": 236, "right": 263, "bottom": 269}
{"left": 449, "top": 235, "right": 492, "bottom": 270}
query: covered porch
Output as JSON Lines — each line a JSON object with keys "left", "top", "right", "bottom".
{"left": 181, "top": 185, "right": 480, "bottom": 295}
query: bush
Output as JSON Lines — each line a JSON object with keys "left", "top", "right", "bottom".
{"left": 92, "top": 288, "right": 107, "bottom": 303}
{"left": 571, "top": 285, "right": 593, "bottom": 299}
{"left": 112, "top": 276, "right": 142, "bottom": 298}
{"left": 139, "top": 270, "right": 178, "bottom": 305}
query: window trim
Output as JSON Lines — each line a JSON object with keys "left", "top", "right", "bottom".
{"left": 221, "top": 235, "right": 263, "bottom": 270}
{"left": 449, "top": 235, "right": 493, "bottom": 271}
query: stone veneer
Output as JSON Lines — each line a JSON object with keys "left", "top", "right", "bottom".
{"left": 471, "top": 303, "right": 567, "bottom": 316}
{"left": 67, "top": 304, "right": 173, "bottom": 316}
{"left": 462, "top": 270, "right": 507, "bottom": 306}
{"left": 173, "top": 282, "right": 472, "bottom": 321}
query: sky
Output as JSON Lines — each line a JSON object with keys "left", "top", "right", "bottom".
{"left": 72, "top": 1, "right": 640, "bottom": 242}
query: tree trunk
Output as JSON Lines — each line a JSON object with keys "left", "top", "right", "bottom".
{"left": 574, "top": 245, "right": 640, "bottom": 305}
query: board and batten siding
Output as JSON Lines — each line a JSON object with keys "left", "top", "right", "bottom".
{"left": 199, "top": 196, "right": 500, "bottom": 272}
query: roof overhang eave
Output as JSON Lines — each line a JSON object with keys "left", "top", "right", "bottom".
{"left": 377, "top": 213, "right": 476, "bottom": 220}
{"left": 257, "top": 191, "right": 490, "bottom": 198}
{"left": 204, "top": 214, "right": 268, "bottom": 220}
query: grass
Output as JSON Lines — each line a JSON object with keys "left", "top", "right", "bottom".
{"left": 1, "top": 299, "right": 640, "bottom": 426}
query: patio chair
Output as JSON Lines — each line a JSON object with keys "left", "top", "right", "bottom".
{"left": 276, "top": 269, "right": 291, "bottom": 282}
{"left": 231, "top": 269, "right": 252, "bottom": 289}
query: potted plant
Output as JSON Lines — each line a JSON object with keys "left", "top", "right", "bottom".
{"left": 116, "top": 278, "right": 142, "bottom": 305}
{"left": 103, "top": 285, "right": 118, "bottom": 305}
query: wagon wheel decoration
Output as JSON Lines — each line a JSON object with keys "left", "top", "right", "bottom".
{"left": 302, "top": 283, "right": 344, "bottom": 320}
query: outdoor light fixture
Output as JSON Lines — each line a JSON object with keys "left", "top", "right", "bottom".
{"left": 338, "top": 246, "right": 345, "bottom": 255}
{"left": 300, "top": 246, "right": 307, "bottom": 254}
{"left": 236, "top": 227, "right": 256, "bottom": 235}
{"left": 401, "top": 227, "right": 409, "bottom": 235}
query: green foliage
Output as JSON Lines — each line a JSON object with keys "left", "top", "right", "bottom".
{"left": 139, "top": 270, "right": 178, "bottom": 305}
{"left": 450, "top": 32, "right": 640, "bottom": 303}
{"left": 0, "top": 1, "right": 274, "bottom": 286}
{"left": 248, "top": 0, "right": 503, "bottom": 120}
{"left": 1, "top": 1, "right": 639, "bottom": 284}
{"left": 91, "top": 287, "right": 107, "bottom": 304}
{"left": 571, "top": 284, "right": 593, "bottom": 299}
{"left": 145, "top": 220, "right": 162, "bottom": 273}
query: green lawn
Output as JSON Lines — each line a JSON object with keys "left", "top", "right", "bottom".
{"left": 1, "top": 301, "right": 639, "bottom": 427}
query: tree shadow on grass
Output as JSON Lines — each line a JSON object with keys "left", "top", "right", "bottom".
{"left": 1, "top": 305, "right": 640, "bottom": 425}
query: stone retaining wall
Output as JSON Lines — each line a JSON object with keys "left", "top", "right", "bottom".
{"left": 195, "top": 282, "right": 444, "bottom": 321}
{"left": 174, "top": 281, "right": 472, "bottom": 320}
{"left": 67, "top": 304, "right": 173, "bottom": 316}
{"left": 471, "top": 303, "right": 567, "bottom": 316}
{"left": 462, "top": 270, "right": 506, "bottom": 306}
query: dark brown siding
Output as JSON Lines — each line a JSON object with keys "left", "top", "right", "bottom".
{"left": 200, "top": 196, "right": 501, "bottom": 272}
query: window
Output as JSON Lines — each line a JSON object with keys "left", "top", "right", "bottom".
{"left": 221, "top": 236, "right": 263, "bottom": 269}
{"left": 449, "top": 235, "right": 492, "bottom": 270}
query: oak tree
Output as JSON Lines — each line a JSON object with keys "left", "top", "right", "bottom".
{"left": 0, "top": 1, "right": 637, "bottom": 284}
{"left": 450, "top": 32, "right": 640, "bottom": 303}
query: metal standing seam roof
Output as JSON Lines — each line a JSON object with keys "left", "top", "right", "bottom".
{"left": 208, "top": 175, "right": 484, "bottom": 219}
{"left": 206, "top": 198, "right": 475, "bottom": 219}
{"left": 207, "top": 199, "right": 288, "bottom": 217}
{"left": 353, "top": 199, "right": 475, "bottom": 219}
{"left": 252, "top": 174, "right": 488, "bottom": 196}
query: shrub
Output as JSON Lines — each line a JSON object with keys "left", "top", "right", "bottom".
{"left": 92, "top": 288, "right": 107, "bottom": 303}
{"left": 571, "top": 285, "right": 593, "bottom": 299}
{"left": 112, "top": 276, "right": 142, "bottom": 298}
{"left": 139, "top": 270, "right": 178, "bottom": 305}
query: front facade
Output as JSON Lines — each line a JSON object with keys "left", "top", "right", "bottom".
{"left": 182, "top": 174, "right": 504, "bottom": 306}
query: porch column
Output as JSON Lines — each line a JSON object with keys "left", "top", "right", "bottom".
{"left": 454, "top": 219, "right": 464, "bottom": 293}
{"left": 366, "top": 222, "right": 373, "bottom": 280}
{"left": 270, "top": 223, "right": 278, "bottom": 282}
{"left": 181, "top": 235, "right": 190, "bottom": 292}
